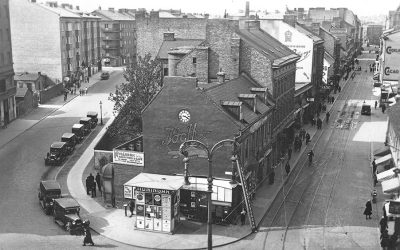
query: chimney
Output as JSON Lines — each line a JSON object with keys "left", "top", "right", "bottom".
{"left": 245, "top": 20, "right": 260, "bottom": 30}
{"left": 109, "top": 8, "right": 114, "bottom": 12}
{"left": 217, "top": 70, "right": 226, "bottom": 83}
{"left": 283, "top": 14, "right": 297, "bottom": 27}
{"left": 245, "top": 1, "right": 250, "bottom": 17}
{"left": 163, "top": 32, "right": 175, "bottom": 41}
{"left": 98, "top": 6, "right": 101, "bottom": 10}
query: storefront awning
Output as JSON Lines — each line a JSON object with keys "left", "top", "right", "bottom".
{"left": 376, "top": 154, "right": 393, "bottom": 166}
{"left": 374, "top": 146, "right": 391, "bottom": 157}
{"left": 382, "top": 177, "right": 400, "bottom": 193}
{"left": 377, "top": 167, "right": 399, "bottom": 182}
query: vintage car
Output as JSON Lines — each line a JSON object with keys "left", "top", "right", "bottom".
{"left": 38, "top": 180, "right": 61, "bottom": 215}
{"left": 100, "top": 72, "right": 110, "bottom": 80}
{"left": 361, "top": 104, "right": 371, "bottom": 115}
{"left": 61, "top": 133, "right": 77, "bottom": 155}
{"left": 72, "top": 124, "right": 85, "bottom": 143}
{"left": 53, "top": 198, "right": 86, "bottom": 235}
{"left": 79, "top": 117, "right": 92, "bottom": 135}
{"left": 86, "top": 111, "right": 98, "bottom": 129}
{"left": 45, "top": 142, "right": 68, "bottom": 166}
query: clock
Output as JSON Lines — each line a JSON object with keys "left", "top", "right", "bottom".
{"left": 178, "top": 109, "right": 191, "bottom": 123}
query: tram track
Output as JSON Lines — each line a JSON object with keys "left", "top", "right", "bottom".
{"left": 260, "top": 61, "right": 367, "bottom": 250}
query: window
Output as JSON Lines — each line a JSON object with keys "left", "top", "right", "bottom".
{"left": 163, "top": 67, "right": 168, "bottom": 76}
{"left": 192, "top": 57, "right": 197, "bottom": 64}
{"left": 104, "top": 24, "right": 109, "bottom": 28}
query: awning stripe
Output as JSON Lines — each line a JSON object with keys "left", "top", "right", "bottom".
{"left": 376, "top": 154, "right": 392, "bottom": 165}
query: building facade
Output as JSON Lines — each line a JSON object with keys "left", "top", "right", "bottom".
{"left": 0, "top": 0, "right": 16, "bottom": 126}
{"left": 388, "top": 6, "right": 400, "bottom": 29}
{"left": 366, "top": 25, "right": 383, "bottom": 46}
{"left": 92, "top": 8, "right": 136, "bottom": 67}
{"left": 9, "top": 1, "right": 101, "bottom": 83}
{"left": 378, "top": 28, "right": 400, "bottom": 89}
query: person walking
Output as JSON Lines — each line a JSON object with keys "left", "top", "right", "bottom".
{"left": 240, "top": 209, "right": 246, "bottom": 225}
{"left": 129, "top": 199, "right": 135, "bottom": 217}
{"left": 317, "top": 118, "right": 322, "bottom": 129}
{"left": 96, "top": 173, "right": 102, "bottom": 194}
{"left": 326, "top": 112, "right": 330, "bottom": 123}
{"left": 380, "top": 216, "right": 388, "bottom": 233}
{"left": 85, "top": 176, "right": 91, "bottom": 195}
{"left": 85, "top": 87, "right": 88, "bottom": 95}
{"left": 305, "top": 133, "right": 310, "bottom": 145}
{"left": 372, "top": 158, "right": 377, "bottom": 174}
{"left": 83, "top": 227, "right": 94, "bottom": 246}
{"left": 382, "top": 104, "right": 386, "bottom": 114}
{"left": 285, "top": 162, "right": 291, "bottom": 175}
{"left": 91, "top": 180, "right": 97, "bottom": 198}
{"left": 364, "top": 199, "right": 372, "bottom": 219}
{"left": 64, "top": 91, "right": 68, "bottom": 101}
{"left": 375, "top": 100, "right": 378, "bottom": 109}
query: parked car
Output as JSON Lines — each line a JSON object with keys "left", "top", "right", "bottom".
{"left": 72, "top": 124, "right": 85, "bottom": 143}
{"left": 61, "top": 133, "right": 77, "bottom": 155}
{"left": 79, "top": 117, "right": 92, "bottom": 135}
{"left": 38, "top": 180, "right": 61, "bottom": 215}
{"left": 45, "top": 142, "right": 68, "bottom": 166}
{"left": 53, "top": 198, "right": 86, "bottom": 235}
{"left": 361, "top": 104, "right": 371, "bottom": 115}
{"left": 101, "top": 72, "right": 110, "bottom": 80}
{"left": 86, "top": 111, "right": 98, "bottom": 129}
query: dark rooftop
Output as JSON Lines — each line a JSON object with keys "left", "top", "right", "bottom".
{"left": 157, "top": 39, "right": 204, "bottom": 59}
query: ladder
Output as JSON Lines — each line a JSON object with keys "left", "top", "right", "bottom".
{"left": 236, "top": 159, "right": 257, "bottom": 232}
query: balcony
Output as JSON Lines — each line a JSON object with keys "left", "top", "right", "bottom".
{"left": 103, "top": 36, "right": 120, "bottom": 41}
{"left": 102, "top": 27, "right": 120, "bottom": 33}
{"left": 102, "top": 45, "right": 120, "bottom": 50}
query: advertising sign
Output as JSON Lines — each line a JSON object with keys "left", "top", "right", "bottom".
{"left": 123, "top": 185, "right": 133, "bottom": 199}
{"left": 383, "top": 34, "right": 400, "bottom": 81}
{"left": 322, "top": 58, "right": 331, "bottom": 84}
{"left": 113, "top": 149, "right": 144, "bottom": 166}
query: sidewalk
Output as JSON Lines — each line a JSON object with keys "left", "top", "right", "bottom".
{"left": 65, "top": 71, "right": 354, "bottom": 249}
{"left": 0, "top": 68, "right": 120, "bottom": 149}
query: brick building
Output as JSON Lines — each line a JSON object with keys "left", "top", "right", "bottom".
{"left": 9, "top": 1, "right": 101, "bottom": 83}
{"left": 92, "top": 8, "right": 136, "bottom": 66}
{"left": 0, "top": 0, "right": 16, "bottom": 127}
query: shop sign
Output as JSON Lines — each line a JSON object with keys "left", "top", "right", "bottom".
{"left": 384, "top": 67, "right": 399, "bottom": 76}
{"left": 113, "top": 149, "right": 144, "bottom": 166}
{"left": 386, "top": 46, "right": 400, "bottom": 54}
{"left": 136, "top": 187, "right": 172, "bottom": 194}
{"left": 124, "top": 185, "right": 133, "bottom": 199}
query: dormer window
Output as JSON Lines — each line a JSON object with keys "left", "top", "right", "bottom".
{"left": 221, "top": 101, "right": 243, "bottom": 121}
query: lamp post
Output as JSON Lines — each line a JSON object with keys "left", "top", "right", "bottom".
{"left": 99, "top": 101, "right": 103, "bottom": 125}
{"left": 179, "top": 139, "right": 238, "bottom": 250}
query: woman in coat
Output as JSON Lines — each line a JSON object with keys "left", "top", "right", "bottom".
{"left": 364, "top": 199, "right": 372, "bottom": 219}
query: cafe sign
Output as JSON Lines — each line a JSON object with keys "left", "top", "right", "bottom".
{"left": 136, "top": 187, "right": 172, "bottom": 194}
{"left": 113, "top": 149, "right": 144, "bottom": 166}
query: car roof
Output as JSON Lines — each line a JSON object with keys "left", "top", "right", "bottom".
{"left": 51, "top": 142, "right": 67, "bottom": 148}
{"left": 80, "top": 117, "right": 91, "bottom": 122}
{"left": 54, "top": 198, "right": 80, "bottom": 208}
{"left": 62, "top": 133, "right": 76, "bottom": 139}
{"left": 41, "top": 180, "right": 61, "bottom": 190}
{"left": 72, "top": 123, "right": 84, "bottom": 129}
{"left": 87, "top": 111, "right": 98, "bottom": 116}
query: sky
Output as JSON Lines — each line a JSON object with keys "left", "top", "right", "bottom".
{"left": 53, "top": 0, "right": 399, "bottom": 17}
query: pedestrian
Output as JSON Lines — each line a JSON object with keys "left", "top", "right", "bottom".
{"left": 96, "top": 173, "right": 102, "bottom": 193}
{"left": 326, "top": 112, "right": 330, "bottom": 123}
{"left": 64, "top": 91, "right": 68, "bottom": 101}
{"left": 305, "top": 133, "right": 310, "bottom": 145}
{"left": 240, "top": 209, "right": 246, "bottom": 225}
{"left": 79, "top": 88, "right": 82, "bottom": 96}
{"left": 380, "top": 216, "right": 388, "bottom": 233}
{"left": 91, "top": 180, "right": 96, "bottom": 197}
{"left": 380, "top": 230, "right": 390, "bottom": 249}
{"left": 87, "top": 76, "right": 90, "bottom": 83}
{"left": 85, "top": 176, "right": 91, "bottom": 195}
{"left": 285, "top": 162, "right": 291, "bottom": 175}
{"left": 85, "top": 87, "right": 88, "bottom": 95}
{"left": 338, "top": 86, "right": 341, "bottom": 92}
{"left": 372, "top": 158, "right": 377, "bottom": 174}
{"left": 317, "top": 118, "right": 322, "bottom": 129}
{"left": 129, "top": 199, "right": 135, "bottom": 217}
{"left": 375, "top": 100, "right": 378, "bottom": 109}
{"left": 363, "top": 199, "right": 372, "bottom": 219}
{"left": 288, "top": 147, "right": 292, "bottom": 160}
{"left": 331, "top": 96, "right": 335, "bottom": 103}
{"left": 83, "top": 227, "right": 94, "bottom": 246}
{"left": 269, "top": 168, "right": 275, "bottom": 185}
{"left": 373, "top": 174, "right": 378, "bottom": 187}
{"left": 382, "top": 104, "right": 386, "bottom": 113}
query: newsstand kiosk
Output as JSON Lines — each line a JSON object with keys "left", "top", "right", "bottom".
{"left": 124, "top": 173, "right": 182, "bottom": 234}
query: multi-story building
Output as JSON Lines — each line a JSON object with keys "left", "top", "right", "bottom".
{"left": 366, "top": 25, "right": 383, "bottom": 46}
{"left": 378, "top": 27, "right": 400, "bottom": 88}
{"left": 92, "top": 8, "right": 136, "bottom": 67}
{"left": 388, "top": 5, "right": 400, "bottom": 29}
{"left": 9, "top": 1, "right": 101, "bottom": 83}
{"left": 0, "top": 0, "right": 16, "bottom": 126}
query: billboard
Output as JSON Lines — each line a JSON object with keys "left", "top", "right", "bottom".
{"left": 113, "top": 149, "right": 144, "bottom": 166}
{"left": 383, "top": 32, "right": 400, "bottom": 81}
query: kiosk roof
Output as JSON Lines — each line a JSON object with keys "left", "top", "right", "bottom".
{"left": 124, "top": 173, "right": 183, "bottom": 191}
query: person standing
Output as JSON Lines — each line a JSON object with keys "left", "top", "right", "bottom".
{"left": 305, "top": 133, "right": 310, "bottom": 145}
{"left": 83, "top": 227, "right": 94, "bottom": 246}
{"left": 372, "top": 158, "right": 377, "bottom": 174}
{"left": 129, "top": 199, "right": 135, "bottom": 217}
{"left": 240, "top": 209, "right": 246, "bottom": 225}
{"left": 364, "top": 199, "right": 372, "bottom": 219}
{"left": 326, "top": 112, "right": 330, "bottom": 123}
{"left": 380, "top": 216, "right": 388, "bottom": 233}
{"left": 64, "top": 91, "right": 68, "bottom": 101}
{"left": 85, "top": 176, "right": 91, "bottom": 195}
{"left": 285, "top": 162, "right": 291, "bottom": 175}
{"left": 317, "top": 118, "right": 322, "bottom": 129}
{"left": 375, "top": 100, "right": 378, "bottom": 109}
{"left": 91, "top": 180, "right": 97, "bottom": 198}
{"left": 382, "top": 104, "right": 386, "bottom": 114}
{"left": 96, "top": 173, "right": 102, "bottom": 194}
{"left": 85, "top": 87, "right": 88, "bottom": 95}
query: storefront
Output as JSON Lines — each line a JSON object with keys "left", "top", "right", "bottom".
{"left": 124, "top": 173, "right": 182, "bottom": 234}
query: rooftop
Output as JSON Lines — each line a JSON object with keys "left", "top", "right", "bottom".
{"left": 93, "top": 9, "right": 135, "bottom": 21}
{"left": 158, "top": 39, "right": 204, "bottom": 59}
{"left": 14, "top": 72, "right": 41, "bottom": 81}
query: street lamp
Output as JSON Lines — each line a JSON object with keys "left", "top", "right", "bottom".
{"left": 99, "top": 101, "right": 103, "bottom": 125}
{"left": 179, "top": 139, "right": 238, "bottom": 250}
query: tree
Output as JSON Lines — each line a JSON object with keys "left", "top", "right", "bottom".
{"left": 107, "top": 53, "right": 162, "bottom": 140}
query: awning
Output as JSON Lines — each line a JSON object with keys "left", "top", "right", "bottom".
{"left": 382, "top": 177, "right": 400, "bottom": 193}
{"left": 374, "top": 146, "right": 391, "bottom": 157}
{"left": 375, "top": 154, "right": 393, "bottom": 166}
{"left": 377, "top": 167, "right": 399, "bottom": 182}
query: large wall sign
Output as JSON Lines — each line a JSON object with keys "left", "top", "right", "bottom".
{"left": 383, "top": 33, "right": 400, "bottom": 81}
{"left": 113, "top": 149, "right": 144, "bottom": 166}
